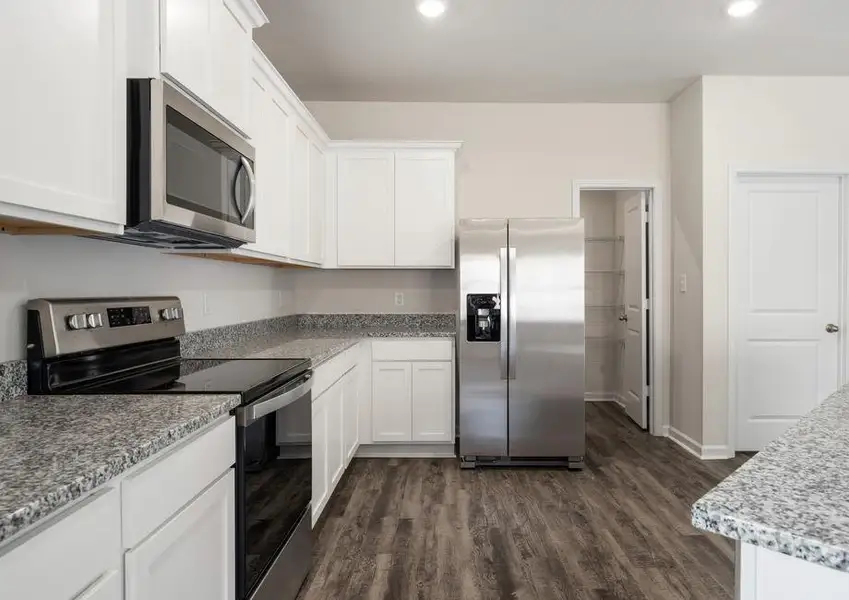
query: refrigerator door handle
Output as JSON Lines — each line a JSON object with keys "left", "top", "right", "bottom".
{"left": 508, "top": 247, "right": 517, "bottom": 379}
{"left": 499, "top": 247, "right": 509, "bottom": 380}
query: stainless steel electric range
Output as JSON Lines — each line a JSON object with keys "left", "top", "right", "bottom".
{"left": 26, "top": 297, "right": 312, "bottom": 600}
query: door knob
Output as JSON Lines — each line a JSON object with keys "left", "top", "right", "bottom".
{"left": 826, "top": 324, "right": 840, "bottom": 333}
{"left": 618, "top": 314, "right": 628, "bottom": 322}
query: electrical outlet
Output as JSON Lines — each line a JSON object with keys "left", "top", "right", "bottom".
{"left": 203, "top": 293, "right": 212, "bottom": 315}
{"left": 394, "top": 292, "right": 405, "bottom": 307}
{"left": 679, "top": 274, "right": 688, "bottom": 294}
{"left": 277, "top": 290, "right": 284, "bottom": 308}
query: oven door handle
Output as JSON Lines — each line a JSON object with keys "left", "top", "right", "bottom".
{"left": 236, "top": 372, "right": 313, "bottom": 427}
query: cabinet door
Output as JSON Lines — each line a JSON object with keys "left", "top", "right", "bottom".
{"left": 125, "top": 470, "right": 235, "bottom": 600}
{"left": 372, "top": 362, "right": 412, "bottom": 442}
{"left": 290, "top": 123, "right": 311, "bottom": 261}
{"left": 160, "top": 0, "right": 211, "bottom": 101}
{"left": 210, "top": 0, "right": 251, "bottom": 132}
{"left": 311, "top": 392, "right": 328, "bottom": 525}
{"left": 308, "top": 141, "right": 326, "bottom": 265}
{"left": 336, "top": 151, "right": 395, "bottom": 267}
{"left": 342, "top": 366, "right": 360, "bottom": 465}
{"left": 394, "top": 151, "right": 456, "bottom": 267}
{"left": 75, "top": 571, "right": 122, "bottom": 600}
{"left": 241, "top": 71, "right": 269, "bottom": 254}
{"left": 267, "top": 95, "right": 293, "bottom": 258}
{"left": 412, "top": 362, "right": 454, "bottom": 442}
{"left": 326, "top": 381, "right": 344, "bottom": 488}
{"left": 0, "top": 0, "right": 126, "bottom": 226}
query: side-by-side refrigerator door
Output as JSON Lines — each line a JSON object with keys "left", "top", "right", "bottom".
{"left": 508, "top": 218, "right": 586, "bottom": 458}
{"left": 458, "top": 219, "right": 509, "bottom": 458}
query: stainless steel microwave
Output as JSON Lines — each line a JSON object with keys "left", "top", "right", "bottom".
{"left": 124, "top": 78, "right": 256, "bottom": 249}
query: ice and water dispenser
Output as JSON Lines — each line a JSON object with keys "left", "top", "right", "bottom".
{"left": 466, "top": 294, "right": 501, "bottom": 342}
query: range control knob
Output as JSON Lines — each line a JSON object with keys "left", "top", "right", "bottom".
{"left": 86, "top": 313, "right": 103, "bottom": 328}
{"left": 160, "top": 308, "right": 175, "bottom": 321}
{"left": 67, "top": 314, "right": 87, "bottom": 331}
{"left": 173, "top": 307, "right": 183, "bottom": 320}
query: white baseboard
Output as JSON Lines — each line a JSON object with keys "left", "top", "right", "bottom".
{"left": 668, "top": 426, "right": 703, "bottom": 459}
{"left": 355, "top": 443, "right": 456, "bottom": 458}
{"left": 701, "top": 445, "right": 735, "bottom": 460}
{"left": 668, "top": 427, "right": 734, "bottom": 460}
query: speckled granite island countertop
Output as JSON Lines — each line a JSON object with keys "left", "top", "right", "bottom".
{"left": 186, "top": 325, "right": 456, "bottom": 365}
{"left": 0, "top": 393, "right": 240, "bottom": 544}
{"left": 692, "top": 384, "right": 849, "bottom": 572}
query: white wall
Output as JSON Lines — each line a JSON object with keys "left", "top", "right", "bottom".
{"left": 670, "top": 80, "right": 705, "bottom": 444}
{"left": 294, "top": 269, "right": 455, "bottom": 314}
{"left": 701, "top": 76, "right": 849, "bottom": 448}
{"left": 0, "top": 235, "right": 295, "bottom": 362}
{"left": 305, "top": 101, "right": 670, "bottom": 313}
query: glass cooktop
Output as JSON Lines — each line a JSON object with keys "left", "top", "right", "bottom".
{"left": 72, "top": 357, "right": 310, "bottom": 400}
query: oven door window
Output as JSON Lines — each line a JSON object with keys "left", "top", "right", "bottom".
{"left": 165, "top": 107, "right": 255, "bottom": 229}
{"left": 238, "top": 391, "right": 311, "bottom": 597}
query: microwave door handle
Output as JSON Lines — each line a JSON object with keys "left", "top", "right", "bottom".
{"left": 240, "top": 156, "right": 256, "bottom": 224}
{"left": 236, "top": 373, "right": 313, "bottom": 427}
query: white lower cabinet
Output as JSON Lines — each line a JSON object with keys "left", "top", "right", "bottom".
{"left": 372, "top": 362, "right": 413, "bottom": 442}
{"left": 326, "top": 381, "right": 345, "bottom": 489}
{"left": 411, "top": 362, "right": 454, "bottom": 442}
{"left": 76, "top": 571, "right": 123, "bottom": 600}
{"left": 0, "top": 487, "right": 121, "bottom": 600}
{"left": 370, "top": 341, "right": 454, "bottom": 445}
{"left": 311, "top": 391, "right": 329, "bottom": 525}
{"left": 343, "top": 364, "right": 360, "bottom": 465}
{"left": 125, "top": 470, "right": 236, "bottom": 600}
{"left": 310, "top": 347, "right": 361, "bottom": 525}
{"left": 0, "top": 417, "right": 236, "bottom": 600}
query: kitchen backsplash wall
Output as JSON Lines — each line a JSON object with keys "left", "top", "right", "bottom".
{"left": 0, "top": 235, "right": 296, "bottom": 362}
{"left": 294, "top": 269, "right": 456, "bottom": 314}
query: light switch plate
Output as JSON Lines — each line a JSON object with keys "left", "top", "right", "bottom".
{"left": 394, "top": 292, "right": 405, "bottom": 307}
{"left": 679, "top": 274, "right": 687, "bottom": 293}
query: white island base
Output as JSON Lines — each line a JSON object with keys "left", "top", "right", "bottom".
{"left": 737, "top": 541, "right": 849, "bottom": 599}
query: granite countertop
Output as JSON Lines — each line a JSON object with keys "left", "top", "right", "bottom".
{"left": 692, "top": 384, "right": 849, "bottom": 572}
{"left": 187, "top": 325, "right": 455, "bottom": 365}
{"left": 0, "top": 393, "right": 240, "bottom": 545}
{"left": 0, "top": 316, "right": 454, "bottom": 546}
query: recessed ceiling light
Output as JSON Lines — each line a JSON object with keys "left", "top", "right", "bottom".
{"left": 416, "top": 0, "right": 448, "bottom": 19}
{"left": 727, "top": 0, "right": 760, "bottom": 18}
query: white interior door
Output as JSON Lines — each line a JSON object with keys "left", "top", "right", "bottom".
{"left": 733, "top": 175, "right": 841, "bottom": 451}
{"left": 621, "top": 191, "right": 649, "bottom": 429}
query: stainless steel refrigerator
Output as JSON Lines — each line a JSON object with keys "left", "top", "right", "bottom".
{"left": 457, "top": 218, "right": 585, "bottom": 469}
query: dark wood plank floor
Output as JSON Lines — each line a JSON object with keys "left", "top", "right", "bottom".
{"left": 298, "top": 402, "right": 749, "bottom": 600}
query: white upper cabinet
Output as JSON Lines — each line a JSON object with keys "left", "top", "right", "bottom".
{"left": 336, "top": 151, "right": 396, "bottom": 267}
{"left": 290, "top": 123, "right": 312, "bottom": 262}
{"left": 0, "top": 0, "right": 127, "bottom": 232}
{"left": 160, "top": 0, "right": 210, "bottom": 101}
{"left": 395, "top": 151, "right": 456, "bottom": 268}
{"left": 333, "top": 143, "right": 460, "bottom": 269}
{"left": 309, "top": 142, "right": 327, "bottom": 265}
{"left": 130, "top": 0, "right": 267, "bottom": 134}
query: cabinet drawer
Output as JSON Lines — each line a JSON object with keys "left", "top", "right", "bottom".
{"left": 313, "top": 344, "right": 359, "bottom": 398}
{"left": 0, "top": 487, "right": 120, "bottom": 599}
{"left": 122, "top": 417, "right": 235, "bottom": 549}
{"left": 371, "top": 340, "right": 453, "bottom": 362}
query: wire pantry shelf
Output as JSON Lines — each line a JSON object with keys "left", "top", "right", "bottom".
{"left": 586, "top": 304, "right": 624, "bottom": 309}
{"left": 586, "top": 336, "right": 625, "bottom": 343}
{"left": 585, "top": 269, "right": 625, "bottom": 274}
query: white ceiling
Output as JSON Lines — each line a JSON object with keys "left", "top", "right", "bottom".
{"left": 254, "top": 0, "right": 849, "bottom": 103}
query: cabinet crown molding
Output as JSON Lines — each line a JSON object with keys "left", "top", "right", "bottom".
{"left": 226, "top": 0, "right": 269, "bottom": 28}
{"left": 329, "top": 140, "right": 463, "bottom": 151}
